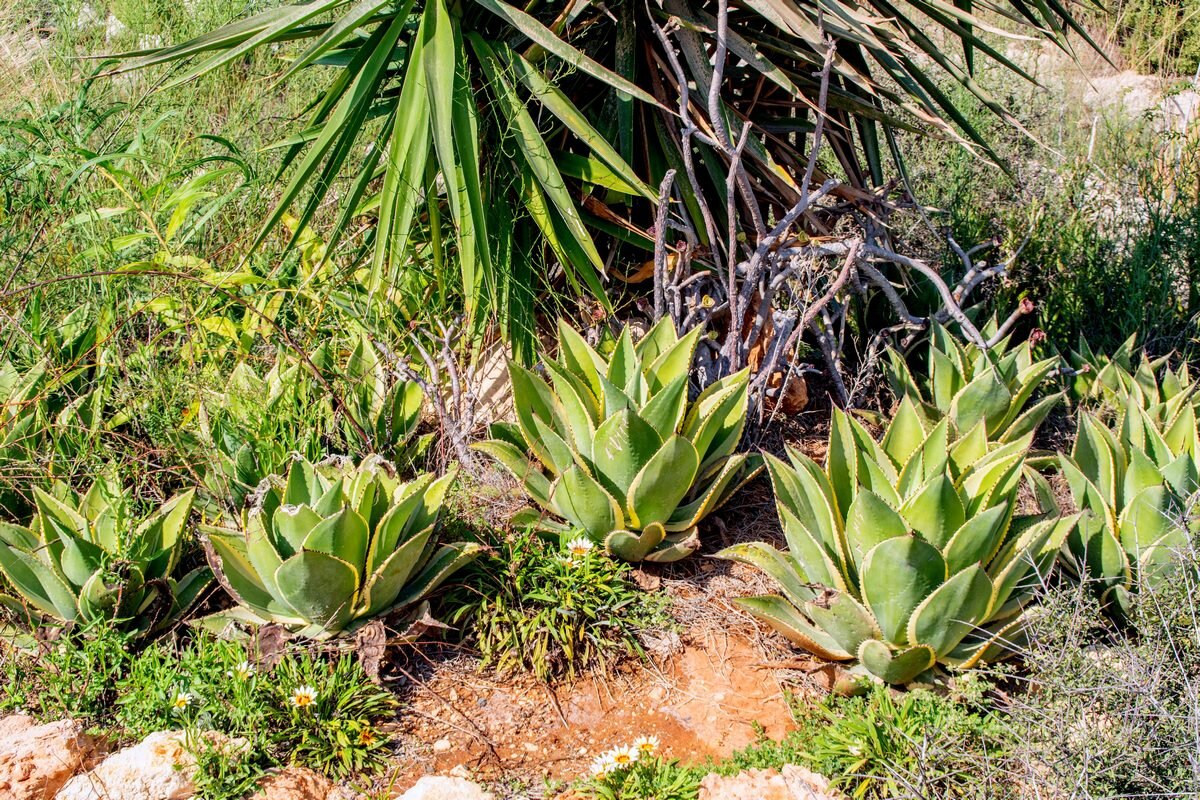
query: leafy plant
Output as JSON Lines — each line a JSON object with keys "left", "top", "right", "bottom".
{"left": 204, "top": 456, "right": 481, "bottom": 639}
{"left": 885, "top": 321, "right": 1062, "bottom": 444}
{"left": 791, "top": 680, "right": 1009, "bottom": 799}
{"left": 0, "top": 477, "right": 212, "bottom": 637}
{"left": 115, "top": 635, "right": 393, "bottom": 780}
{"left": 187, "top": 353, "right": 333, "bottom": 514}
{"left": 475, "top": 318, "right": 761, "bottom": 562}
{"left": 719, "top": 401, "right": 1075, "bottom": 684}
{"left": 0, "top": 619, "right": 134, "bottom": 726}
{"left": 313, "top": 335, "right": 427, "bottom": 466}
{"left": 1059, "top": 409, "right": 1196, "bottom": 618}
{"left": 449, "top": 528, "right": 672, "bottom": 681}
{"left": 579, "top": 738, "right": 698, "bottom": 800}
{"left": 113, "top": 0, "right": 1103, "bottom": 352}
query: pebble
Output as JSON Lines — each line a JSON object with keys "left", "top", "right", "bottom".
{"left": 433, "top": 738, "right": 453, "bottom": 753}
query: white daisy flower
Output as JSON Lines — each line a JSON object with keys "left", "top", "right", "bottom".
{"left": 170, "top": 691, "right": 194, "bottom": 714}
{"left": 589, "top": 753, "right": 616, "bottom": 778}
{"left": 227, "top": 661, "right": 255, "bottom": 680}
{"left": 565, "top": 536, "right": 594, "bottom": 558}
{"left": 290, "top": 685, "right": 318, "bottom": 709}
{"left": 608, "top": 745, "right": 639, "bottom": 769}
{"left": 633, "top": 735, "right": 660, "bottom": 756}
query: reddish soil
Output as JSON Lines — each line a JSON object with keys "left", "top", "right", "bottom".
{"left": 385, "top": 626, "right": 799, "bottom": 794}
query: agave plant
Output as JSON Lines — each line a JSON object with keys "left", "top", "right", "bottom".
{"left": 205, "top": 456, "right": 480, "bottom": 640}
{"left": 190, "top": 355, "right": 332, "bottom": 514}
{"left": 0, "top": 478, "right": 211, "bottom": 637}
{"left": 1068, "top": 334, "right": 1196, "bottom": 414}
{"left": 113, "top": 0, "right": 1101, "bottom": 353}
{"left": 719, "top": 401, "right": 1074, "bottom": 684}
{"left": 885, "top": 322, "right": 1062, "bottom": 443}
{"left": 474, "top": 319, "right": 761, "bottom": 562}
{"left": 1060, "top": 407, "right": 1197, "bottom": 618}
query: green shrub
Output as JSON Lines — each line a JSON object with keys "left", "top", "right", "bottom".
{"left": 204, "top": 456, "right": 481, "bottom": 640}
{"left": 1006, "top": 536, "right": 1200, "bottom": 797}
{"left": 784, "top": 680, "right": 1009, "bottom": 799}
{"left": 0, "top": 620, "right": 133, "bottom": 727}
{"left": 115, "top": 635, "right": 395, "bottom": 779}
{"left": 448, "top": 528, "right": 673, "bottom": 681}
{"left": 1108, "top": 0, "right": 1200, "bottom": 76}
{"left": 0, "top": 477, "right": 212, "bottom": 638}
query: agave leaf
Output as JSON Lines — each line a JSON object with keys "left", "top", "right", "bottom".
{"left": 274, "top": 551, "right": 358, "bottom": 635}
{"left": 861, "top": 536, "right": 947, "bottom": 646}
{"left": 551, "top": 466, "right": 623, "bottom": 538}
{"left": 943, "top": 504, "right": 1009, "bottom": 573}
{"left": 388, "top": 542, "right": 483, "bottom": 611}
{"left": 950, "top": 367, "right": 1012, "bottom": 437}
{"left": 715, "top": 542, "right": 816, "bottom": 608}
{"left": 906, "top": 564, "right": 993, "bottom": 656}
{"left": 628, "top": 435, "right": 700, "bottom": 528}
{"left": 361, "top": 524, "right": 437, "bottom": 617}
{"left": 592, "top": 409, "right": 663, "bottom": 501}
{"left": 645, "top": 325, "right": 703, "bottom": 394}
{"left": 208, "top": 530, "right": 289, "bottom": 620}
{"left": 881, "top": 397, "right": 928, "bottom": 466}
{"left": 0, "top": 544, "right": 79, "bottom": 621}
{"left": 640, "top": 374, "right": 690, "bottom": 439}
{"left": 898, "top": 474, "right": 965, "bottom": 550}
{"left": 857, "top": 639, "right": 936, "bottom": 684}
{"left": 844, "top": 489, "right": 908, "bottom": 564}
{"left": 605, "top": 522, "right": 668, "bottom": 562}
{"left": 808, "top": 592, "right": 882, "bottom": 656}
{"left": 734, "top": 595, "right": 852, "bottom": 661}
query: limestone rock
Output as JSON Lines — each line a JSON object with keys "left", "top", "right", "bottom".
{"left": 249, "top": 767, "right": 359, "bottom": 800}
{"left": 698, "top": 765, "right": 840, "bottom": 800}
{"left": 55, "top": 730, "right": 238, "bottom": 800}
{"left": 0, "top": 715, "right": 99, "bottom": 800}
{"left": 398, "top": 776, "right": 495, "bottom": 800}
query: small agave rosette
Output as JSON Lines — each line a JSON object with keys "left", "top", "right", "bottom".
{"left": 885, "top": 321, "right": 1062, "bottom": 444}
{"left": 719, "top": 399, "right": 1077, "bottom": 685}
{"left": 0, "top": 479, "right": 211, "bottom": 637}
{"left": 474, "top": 318, "right": 762, "bottom": 562}
{"left": 206, "top": 456, "right": 480, "bottom": 639}
{"left": 1060, "top": 407, "right": 1197, "bottom": 618}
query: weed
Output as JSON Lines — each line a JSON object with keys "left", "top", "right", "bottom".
{"left": 0, "top": 620, "right": 133, "bottom": 727}
{"left": 448, "top": 527, "right": 673, "bottom": 681}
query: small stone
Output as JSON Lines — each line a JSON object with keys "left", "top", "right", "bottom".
{"left": 56, "top": 730, "right": 242, "bottom": 800}
{"left": 432, "top": 738, "right": 453, "bottom": 754}
{"left": 398, "top": 776, "right": 495, "bottom": 800}
{"left": 522, "top": 742, "right": 539, "bottom": 753}
{"left": 0, "top": 715, "right": 100, "bottom": 800}
{"left": 698, "top": 766, "right": 838, "bottom": 800}
{"left": 448, "top": 765, "right": 472, "bottom": 780}
{"left": 249, "top": 767, "right": 358, "bottom": 800}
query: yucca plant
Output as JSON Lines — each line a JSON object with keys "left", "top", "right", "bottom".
{"left": 112, "top": 0, "right": 1102, "bottom": 353}
{"left": 885, "top": 322, "right": 1063, "bottom": 444}
{"left": 0, "top": 478, "right": 211, "bottom": 637}
{"left": 719, "top": 401, "right": 1075, "bottom": 685}
{"left": 1060, "top": 407, "right": 1197, "bottom": 619}
{"left": 474, "top": 318, "right": 761, "bottom": 562}
{"left": 204, "top": 456, "right": 480, "bottom": 640}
